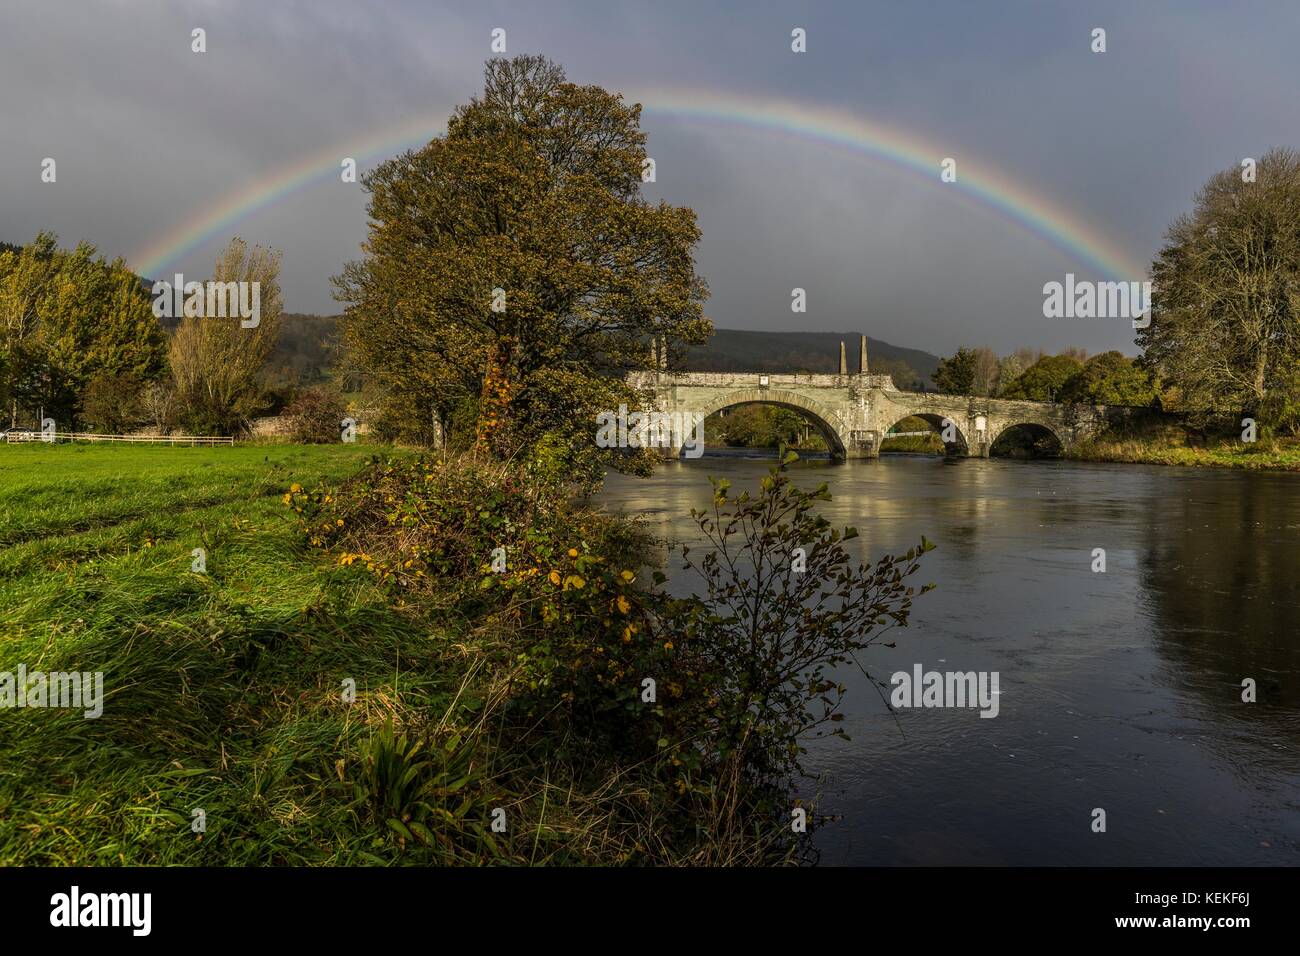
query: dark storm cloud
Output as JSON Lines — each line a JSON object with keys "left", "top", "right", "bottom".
{"left": 1, "top": 0, "right": 1296, "bottom": 355}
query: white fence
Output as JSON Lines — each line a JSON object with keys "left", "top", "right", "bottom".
{"left": 6, "top": 431, "right": 234, "bottom": 446}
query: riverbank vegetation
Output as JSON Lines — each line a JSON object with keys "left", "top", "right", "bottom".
{"left": 1069, "top": 416, "right": 1300, "bottom": 471}
{"left": 0, "top": 443, "right": 930, "bottom": 864}
{"left": 879, "top": 415, "right": 945, "bottom": 454}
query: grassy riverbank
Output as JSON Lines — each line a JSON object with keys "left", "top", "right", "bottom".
{"left": 0, "top": 443, "right": 837, "bottom": 866}
{"left": 0, "top": 443, "right": 696, "bottom": 864}
{"left": 1069, "top": 421, "right": 1300, "bottom": 472}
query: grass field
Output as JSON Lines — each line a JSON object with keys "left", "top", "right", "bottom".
{"left": 0, "top": 443, "right": 446, "bottom": 865}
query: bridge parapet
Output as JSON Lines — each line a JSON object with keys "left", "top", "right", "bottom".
{"left": 626, "top": 371, "right": 897, "bottom": 390}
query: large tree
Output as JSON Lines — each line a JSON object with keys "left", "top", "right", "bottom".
{"left": 1000, "top": 354, "right": 1083, "bottom": 402}
{"left": 992, "top": 348, "right": 1042, "bottom": 397}
{"left": 1059, "top": 351, "right": 1159, "bottom": 407}
{"left": 334, "top": 56, "right": 710, "bottom": 459}
{"left": 932, "top": 347, "right": 978, "bottom": 395}
{"left": 1138, "top": 148, "right": 1300, "bottom": 418}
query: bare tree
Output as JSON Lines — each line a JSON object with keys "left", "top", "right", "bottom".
{"left": 971, "top": 346, "right": 999, "bottom": 396}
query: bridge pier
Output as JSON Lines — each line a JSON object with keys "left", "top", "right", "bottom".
{"left": 847, "top": 430, "right": 879, "bottom": 459}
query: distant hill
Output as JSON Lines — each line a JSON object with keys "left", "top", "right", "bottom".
{"left": 681, "top": 328, "right": 941, "bottom": 388}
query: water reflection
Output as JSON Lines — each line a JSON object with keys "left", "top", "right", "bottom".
{"left": 1138, "top": 470, "right": 1300, "bottom": 786}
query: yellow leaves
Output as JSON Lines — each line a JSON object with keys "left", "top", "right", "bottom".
{"left": 563, "top": 574, "right": 585, "bottom": 590}
{"left": 548, "top": 570, "right": 562, "bottom": 586}
{"left": 619, "top": 570, "right": 635, "bottom": 584}
{"left": 335, "top": 519, "right": 344, "bottom": 527}
{"left": 614, "top": 594, "right": 631, "bottom": 615}
{"left": 289, "top": 483, "right": 302, "bottom": 494}
{"left": 567, "top": 548, "right": 578, "bottom": 558}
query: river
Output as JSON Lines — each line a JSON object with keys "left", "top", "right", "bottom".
{"left": 597, "top": 453, "right": 1300, "bottom": 865}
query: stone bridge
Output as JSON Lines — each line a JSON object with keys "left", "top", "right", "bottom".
{"left": 628, "top": 336, "right": 1110, "bottom": 460}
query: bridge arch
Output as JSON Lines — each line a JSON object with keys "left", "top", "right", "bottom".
{"left": 989, "top": 420, "right": 1066, "bottom": 458}
{"left": 684, "top": 388, "right": 849, "bottom": 460}
{"left": 883, "top": 412, "right": 969, "bottom": 456}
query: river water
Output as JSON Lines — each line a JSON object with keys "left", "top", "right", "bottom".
{"left": 597, "top": 454, "right": 1300, "bottom": 865}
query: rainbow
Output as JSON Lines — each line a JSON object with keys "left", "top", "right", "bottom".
{"left": 130, "top": 89, "right": 1147, "bottom": 281}
{"left": 131, "top": 113, "right": 446, "bottom": 277}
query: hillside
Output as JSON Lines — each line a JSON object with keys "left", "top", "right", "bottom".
{"left": 680, "top": 328, "right": 940, "bottom": 387}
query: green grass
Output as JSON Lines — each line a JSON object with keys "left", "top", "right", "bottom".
{"left": 1069, "top": 426, "right": 1300, "bottom": 471}
{"left": 0, "top": 442, "right": 471, "bottom": 865}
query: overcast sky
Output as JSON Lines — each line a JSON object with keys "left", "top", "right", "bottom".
{"left": 2, "top": 0, "right": 1296, "bottom": 356}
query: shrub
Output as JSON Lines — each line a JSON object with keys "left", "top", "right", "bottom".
{"left": 652, "top": 454, "right": 933, "bottom": 787}
{"left": 78, "top": 372, "right": 144, "bottom": 433}
{"left": 139, "top": 381, "right": 178, "bottom": 434}
{"left": 284, "top": 386, "right": 348, "bottom": 443}
{"left": 286, "top": 451, "right": 931, "bottom": 862}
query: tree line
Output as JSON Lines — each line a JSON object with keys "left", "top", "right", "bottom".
{"left": 930, "top": 148, "right": 1300, "bottom": 440}
{"left": 930, "top": 345, "right": 1160, "bottom": 407}
{"left": 0, "top": 235, "right": 336, "bottom": 436}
